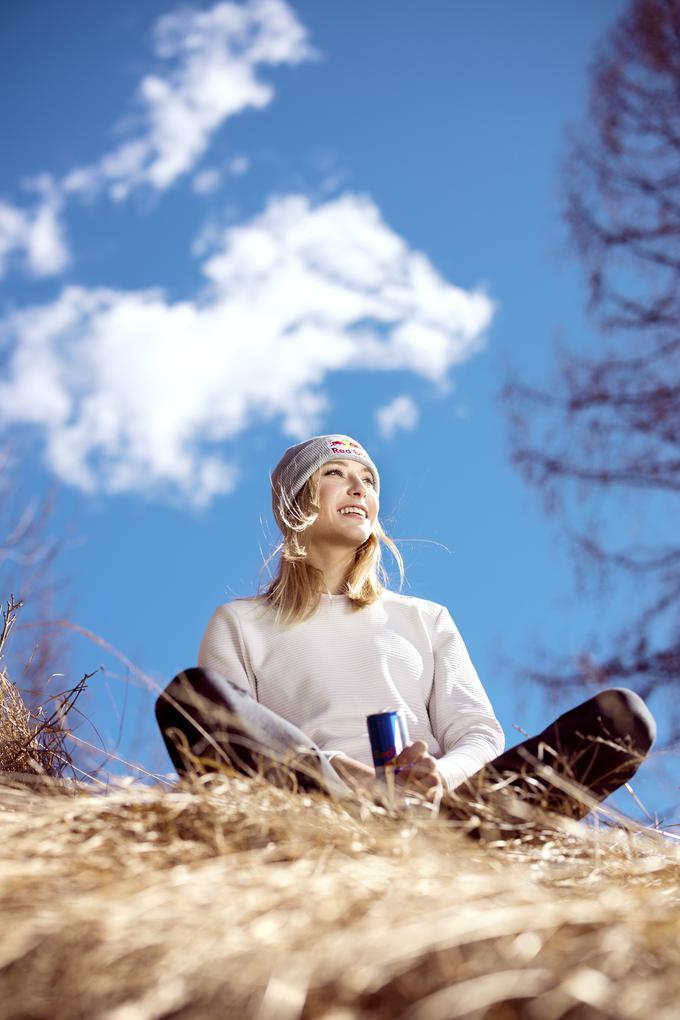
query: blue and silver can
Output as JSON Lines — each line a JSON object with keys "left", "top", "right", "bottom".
{"left": 367, "top": 709, "right": 411, "bottom": 779}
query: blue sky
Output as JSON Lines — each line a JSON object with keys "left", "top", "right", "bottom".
{"left": 3, "top": 0, "right": 674, "bottom": 819}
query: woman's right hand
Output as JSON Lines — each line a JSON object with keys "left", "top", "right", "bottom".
{"left": 393, "top": 740, "right": 444, "bottom": 802}
{"left": 331, "top": 753, "right": 376, "bottom": 791}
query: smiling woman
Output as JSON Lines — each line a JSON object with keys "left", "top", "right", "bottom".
{"left": 262, "top": 437, "right": 393, "bottom": 624}
{"left": 155, "top": 434, "right": 656, "bottom": 823}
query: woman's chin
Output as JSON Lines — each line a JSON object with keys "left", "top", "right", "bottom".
{"left": 331, "top": 523, "right": 370, "bottom": 547}
{"left": 309, "top": 517, "right": 373, "bottom": 549}
{"left": 339, "top": 515, "right": 370, "bottom": 533}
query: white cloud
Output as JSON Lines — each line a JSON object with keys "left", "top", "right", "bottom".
{"left": 191, "top": 157, "right": 249, "bottom": 194}
{"left": 3, "top": 2, "right": 307, "bottom": 281}
{"left": 64, "top": 0, "right": 314, "bottom": 202}
{"left": 0, "top": 192, "right": 493, "bottom": 507}
{"left": 376, "top": 395, "right": 420, "bottom": 439}
{"left": 228, "top": 154, "right": 250, "bottom": 176}
{"left": 0, "top": 195, "right": 69, "bottom": 278}
{"left": 192, "top": 168, "right": 223, "bottom": 195}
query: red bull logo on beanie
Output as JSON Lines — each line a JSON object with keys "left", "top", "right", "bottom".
{"left": 327, "top": 437, "right": 367, "bottom": 458}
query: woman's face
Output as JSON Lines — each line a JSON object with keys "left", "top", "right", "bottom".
{"left": 307, "top": 458, "right": 379, "bottom": 549}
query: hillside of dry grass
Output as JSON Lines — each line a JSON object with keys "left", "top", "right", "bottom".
{"left": 0, "top": 768, "right": 678, "bottom": 1020}
{"left": 1, "top": 592, "right": 678, "bottom": 1020}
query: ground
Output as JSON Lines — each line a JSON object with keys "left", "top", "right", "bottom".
{"left": 0, "top": 771, "right": 678, "bottom": 1019}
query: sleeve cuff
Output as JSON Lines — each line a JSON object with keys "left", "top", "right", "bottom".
{"left": 436, "top": 749, "right": 492, "bottom": 792}
{"left": 320, "top": 749, "right": 344, "bottom": 763}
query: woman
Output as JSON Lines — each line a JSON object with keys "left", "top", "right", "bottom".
{"left": 156, "top": 434, "right": 655, "bottom": 820}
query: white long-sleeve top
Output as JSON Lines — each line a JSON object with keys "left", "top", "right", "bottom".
{"left": 197, "top": 590, "right": 505, "bottom": 791}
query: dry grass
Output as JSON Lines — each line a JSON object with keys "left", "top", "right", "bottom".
{"left": 0, "top": 596, "right": 88, "bottom": 779}
{"left": 0, "top": 765, "right": 678, "bottom": 1020}
{"left": 1, "top": 594, "right": 678, "bottom": 1019}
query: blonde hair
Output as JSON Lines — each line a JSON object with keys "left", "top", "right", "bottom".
{"left": 261, "top": 470, "right": 403, "bottom": 625}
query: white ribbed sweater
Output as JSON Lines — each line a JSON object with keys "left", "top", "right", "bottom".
{"left": 197, "top": 590, "right": 505, "bottom": 791}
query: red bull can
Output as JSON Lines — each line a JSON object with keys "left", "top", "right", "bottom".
{"left": 367, "top": 709, "right": 411, "bottom": 779}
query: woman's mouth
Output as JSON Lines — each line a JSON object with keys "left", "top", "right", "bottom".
{"left": 338, "top": 505, "right": 367, "bottom": 518}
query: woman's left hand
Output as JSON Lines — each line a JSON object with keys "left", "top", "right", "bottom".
{"left": 393, "top": 740, "right": 444, "bottom": 802}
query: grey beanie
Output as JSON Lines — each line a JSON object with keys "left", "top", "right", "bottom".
{"left": 271, "top": 434, "right": 379, "bottom": 527}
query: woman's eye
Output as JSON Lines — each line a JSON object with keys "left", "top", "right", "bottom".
{"left": 326, "top": 468, "right": 343, "bottom": 476}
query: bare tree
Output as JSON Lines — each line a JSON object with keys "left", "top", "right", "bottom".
{"left": 503, "top": 1, "right": 680, "bottom": 729}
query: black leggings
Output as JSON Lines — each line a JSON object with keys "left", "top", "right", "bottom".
{"left": 452, "top": 687, "right": 656, "bottom": 821}
{"left": 155, "top": 668, "right": 350, "bottom": 796}
{"left": 155, "top": 668, "right": 655, "bottom": 819}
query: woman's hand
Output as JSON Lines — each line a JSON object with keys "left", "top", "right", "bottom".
{"left": 331, "top": 744, "right": 444, "bottom": 803}
{"left": 331, "top": 753, "right": 376, "bottom": 791}
{"left": 393, "top": 740, "right": 444, "bottom": 802}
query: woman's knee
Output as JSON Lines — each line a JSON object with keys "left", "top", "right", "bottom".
{"left": 591, "top": 687, "right": 656, "bottom": 755}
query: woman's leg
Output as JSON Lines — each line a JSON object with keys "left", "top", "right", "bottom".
{"left": 155, "top": 667, "right": 349, "bottom": 796}
{"left": 450, "top": 688, "right": 656, "bottom": 821}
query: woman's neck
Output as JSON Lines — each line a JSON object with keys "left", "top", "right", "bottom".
{"left": 306, "top": 542, "right": 355, "bottom": 595}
